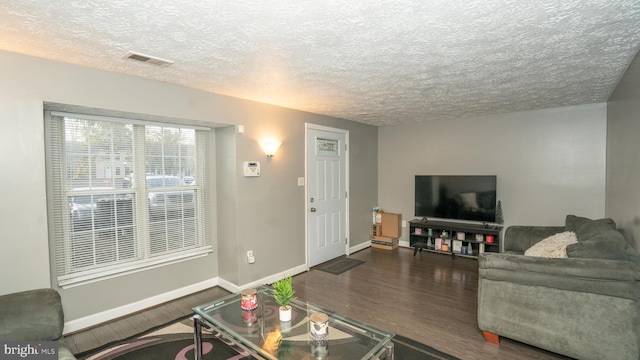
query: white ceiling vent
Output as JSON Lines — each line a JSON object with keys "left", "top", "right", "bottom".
{"left": 124, "top": 51, "right": 174, "bottom": 67}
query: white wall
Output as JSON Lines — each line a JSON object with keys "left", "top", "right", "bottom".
{"left": 378, "top": 103, "right": 607, "bottom": 245}
{"left": 607, "top": 49, "right": 640, "bottom": 250}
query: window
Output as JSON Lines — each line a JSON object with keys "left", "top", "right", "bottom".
{"left": 45, "top": 110, "right": 213, "bottom": 288}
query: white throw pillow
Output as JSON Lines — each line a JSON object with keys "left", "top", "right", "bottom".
{"left": 524, "top": 231, "right": 577, "bottom": 258}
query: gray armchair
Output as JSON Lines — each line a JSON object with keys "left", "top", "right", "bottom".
{"left": 0, "top": 288, "right": 76, "bottom": 360}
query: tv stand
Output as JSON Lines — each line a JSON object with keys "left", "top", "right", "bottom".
{"left": 409, "top": 219, "right": 502, "bottom": 259}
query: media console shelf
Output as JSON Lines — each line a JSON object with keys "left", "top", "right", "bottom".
{"left": 409, "top": 219, "right": 502, "bottom": 259}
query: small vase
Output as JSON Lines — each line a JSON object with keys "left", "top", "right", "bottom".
{"left": 279, "top": 306, "right": 292, "bottom": 322}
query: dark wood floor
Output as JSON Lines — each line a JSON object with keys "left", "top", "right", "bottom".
{"left": 65, "top": 246, "right": 569, "bottom": 360}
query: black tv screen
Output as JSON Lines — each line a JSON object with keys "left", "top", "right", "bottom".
{"left": 415, "top": 175, "right": 497, "bottom": 223}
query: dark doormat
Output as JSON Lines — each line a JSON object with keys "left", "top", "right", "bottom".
{"left": 314, "top": 257, "right": 365, "bottom": 275}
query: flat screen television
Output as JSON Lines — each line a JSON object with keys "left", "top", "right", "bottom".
{"left": 415, "top": 175, "right": 497, "bottom": 223}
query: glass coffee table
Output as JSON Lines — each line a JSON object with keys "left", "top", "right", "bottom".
{"left": 193, "top": 285, "right": 394, "bottom": 359}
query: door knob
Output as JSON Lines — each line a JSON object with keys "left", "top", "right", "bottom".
{"left": 310, "top": 207, "right": 316, "bottom": 212}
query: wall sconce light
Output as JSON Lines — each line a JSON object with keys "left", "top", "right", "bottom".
{"left": 259, "top": 139, "right": 281, "bottom": 157}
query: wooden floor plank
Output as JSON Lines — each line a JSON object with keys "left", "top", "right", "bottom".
{"left": 65, "top": 247, "right": 570, "bottom": 360}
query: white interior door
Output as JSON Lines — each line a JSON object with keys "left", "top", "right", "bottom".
{"left": 306, "top": 125, "right": 348, "bottom": 267}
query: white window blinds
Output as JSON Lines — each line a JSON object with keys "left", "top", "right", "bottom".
{"left": 45, "top": 111, "right": 213, "bottom": 288}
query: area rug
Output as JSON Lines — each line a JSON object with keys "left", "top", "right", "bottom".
{"left": 314, "top": 257, "right": 365, "bottom": 275}
{"left": 76, "top": 317, "right": 459, "bottom": 360}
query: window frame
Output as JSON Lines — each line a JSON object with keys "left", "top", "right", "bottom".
{"left": 44, "top": 108, "right": 215, "bottom": 289}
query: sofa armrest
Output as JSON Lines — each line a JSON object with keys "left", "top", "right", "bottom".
{"left": 0, "top": 289, "right": 64, "bottom": 341}
{"left": 478, "top": 253, "right": 640, "bottom": 360}
{"left": 479, "top": 253, "right": 640, "bottom": 300}
{"left": 503, "top": 225, "right": 565, "bottom": 253}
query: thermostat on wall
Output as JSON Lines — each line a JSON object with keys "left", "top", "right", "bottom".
{"left": 243, "top": 161, "right": 261, "bottom": 177}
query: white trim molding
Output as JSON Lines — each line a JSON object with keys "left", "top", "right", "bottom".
{"left": 349, "top": 240, "right": 371, "bottom": 254}
{"left": 399, "top": 239, "right": 411, "bottom": 248}
{"left": 351, "top": 240, "right": 412, "bottom": 253}
{"left": 63, "top": 277, "right": 218, "bottom": 334}
{"left": 217, "top": 264, "right": 308, "bottom": 293}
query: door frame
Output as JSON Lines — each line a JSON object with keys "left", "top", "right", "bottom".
{"left": 305, "top": 123, "right": 350, "bottom": 269}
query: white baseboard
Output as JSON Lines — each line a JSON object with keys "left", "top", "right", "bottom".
{"left": 350, "top": 239, "right": 412, "bottom": 252}
{"left": 217, "top": 264, "right": 308, "bottom": 293}
{"left": 63, "top": 277, "right": 218, "bottom": 334}
{"left": 349, "top": 240, "right": 371, "bottom": 254}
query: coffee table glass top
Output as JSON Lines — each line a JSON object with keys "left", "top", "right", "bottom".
{"left": 193, "top": 285, "right": 394, "bottom": 359}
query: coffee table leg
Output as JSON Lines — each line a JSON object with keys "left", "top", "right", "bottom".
{"left": 373, "top": 342, "right": 394, "bottom": 360}
{"left": 193, "top": 315, "right": 203, "bottom": 360}
{"left": 385, "top": 342, "right": 394, "bottom": 360}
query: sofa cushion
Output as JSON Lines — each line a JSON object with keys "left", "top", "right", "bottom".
{"left": 564, "top": 215, "right": 640, "bottom": 260}
{"left": 567, "top": 231, "right": 640, "bottom": 261}
{"left": 566, "top": 239, "right": 628, "bottom": 260}
{"left": 0, "top": 289, "right": 64, "bottom": 341}
{"left": 565, "top": 215, "right": 616, "bottom": 241}
{"left": 524, "top": 231, "right": 577, "bottom": 258}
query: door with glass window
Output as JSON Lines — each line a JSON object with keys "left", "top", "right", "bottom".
{"left": 306, "top": 124, "right": 348, "bottom": 267}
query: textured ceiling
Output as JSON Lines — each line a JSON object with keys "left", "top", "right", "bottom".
{"left": 1, "top": 1, "right": 640, "bottom": 126}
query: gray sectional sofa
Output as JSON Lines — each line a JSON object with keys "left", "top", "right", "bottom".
{"left": 477, "top": 215, "right": 640, "bottom": 360}
{"left": 0, "top": 288, "right": 77, "bottom": 360}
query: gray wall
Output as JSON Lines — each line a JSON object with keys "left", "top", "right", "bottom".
{"left": 607, "top": 49, "right": 640, "bottom": 250}
{"left": 216, "top": 126, "right": 240, "bottom": 285}
{"left": 0, "top": 50, "right": 377, "bottom": 325}
{"left": 378, "top": 103, "right": 607, "bottom": 246}
{"left": 223, "top": 108, "right": 378, "bottom": 286}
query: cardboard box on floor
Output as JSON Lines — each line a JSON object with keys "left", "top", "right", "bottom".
{"left": 371, "top": 212, "right": 402, "bottom": 250}
{"left": 371, "top": 237, "right": 398, "bottom": 250}
{"left": 381, "top": 212, "right": 402, "bottom": 238}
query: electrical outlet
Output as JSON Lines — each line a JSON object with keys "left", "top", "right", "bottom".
{"left": 402, "top": 220, "right": 407, "bottom": 228}
{"left": 247, "top": 250, "right": 255, "bottom": 264}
